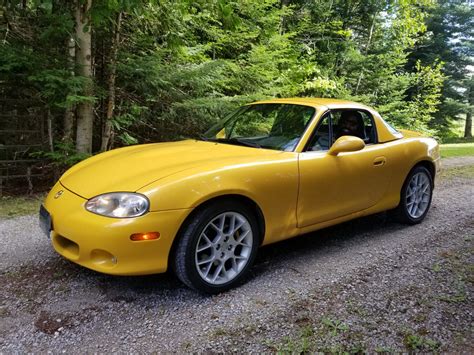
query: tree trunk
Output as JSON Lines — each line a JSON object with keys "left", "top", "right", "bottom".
{"left": 2, "top": 6, "right": 11, "bottom": 46}
{"left": 355, "top": 12, "right": 376, "bottom": 95}
{"left": 75, "top": 0, "right": 94, "bottom": 154}
{"left": 100, "top": 11, "right": 122, "bottom": 152}
{"left": 63, "top": 36, "right": 75, "bottom": 142}
{"left": 278, "top": 0, "right": 290, "bottom": 35}
{"left": 464, "top": 80, "right": 473, "bottom": 138}
{"left": 47, "top": 109, "right": 54, "bottom": 152}
{"left": 465, "top": 112, "right": 472, "bottom": 138}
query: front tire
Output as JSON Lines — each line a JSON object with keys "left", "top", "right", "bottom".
{"left": 392, "top": 165, "right": 433, "bottom": 224}
{"left": 172, "top": 201, "right": 259, "bottom": 294}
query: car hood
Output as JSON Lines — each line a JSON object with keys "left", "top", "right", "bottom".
{"left": 60, "top": 140, "right": 280, "bottom": 199}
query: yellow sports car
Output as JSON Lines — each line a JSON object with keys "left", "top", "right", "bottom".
{"left": 40, "top": 98, "right": 440, "bottom": 293}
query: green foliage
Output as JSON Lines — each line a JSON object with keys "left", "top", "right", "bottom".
{"left": 28, "top": 70, "right": 95, "bottom": 108}
{"left": 1, "top": 0, "right": 471, "bottom": 158}
{"left": 406, "top": 60, "right": 445, "bottom": 133}
{"left": 321, "top": 317, "right": 349, "bottom": 336}
{"left": 403, "top": 333, "right": 440, "bottom": 351}
{"left": 31, "top": 142, "right": 90, "bottom": 170}
{"left": 117, "top": 131, "right": 138, "bottom": 145}
{"left": 407, "top": 0, "right": 474, "bottom": 138}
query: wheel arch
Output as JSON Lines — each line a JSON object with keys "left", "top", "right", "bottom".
{"left": 412, "top": 159, "right": 436, "bottom": 186}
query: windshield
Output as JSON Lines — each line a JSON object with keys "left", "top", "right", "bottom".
{"left": 202, "top": 103, "right": 316, "bottom": 151}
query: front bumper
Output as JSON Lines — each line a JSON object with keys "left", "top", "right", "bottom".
{"left": 43, "top": 181, "right": 191, "bottom": 275}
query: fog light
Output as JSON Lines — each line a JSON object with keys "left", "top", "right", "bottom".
{"left": 90, "top": 249, "right": 117, "bottom": 267}
{"left": 130, "top": 232, "right": 160, "bottom": 241}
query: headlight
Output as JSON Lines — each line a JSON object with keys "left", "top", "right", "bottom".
{"left": 85, "top": 192, "right": 149, "bottom": 218}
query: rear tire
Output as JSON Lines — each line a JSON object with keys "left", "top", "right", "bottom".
{"left": 391, "top": 165, "right": 433, "bottom": 225}
{"left": 172, "top": 200, "right": 259, "bottom": 294}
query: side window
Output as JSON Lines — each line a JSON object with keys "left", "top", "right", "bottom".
{"left": 306, "top": 113, "right": 331, "bottom": 151}
{"left": 360, "top": 111, "right": 377, "bottom": 144}
{"left": 305, "top": 109, "right": 378, "bottom": 152}
{"left": 333, "top": 109, "right": 377, "bottom": 144}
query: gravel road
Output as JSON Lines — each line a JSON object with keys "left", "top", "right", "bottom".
{"left": 1, "top": 158, "right": 473, "bottom": 352}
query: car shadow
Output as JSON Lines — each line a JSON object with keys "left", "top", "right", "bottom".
{"left": 251, "top": 212, "right": 400, "bottom": 277}
{"left": 67, "top": 211, "right": 410, "bottom": 304}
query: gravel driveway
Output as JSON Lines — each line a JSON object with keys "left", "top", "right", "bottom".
{"left": 1, "top": 158, "right": 473, "bottom": 352}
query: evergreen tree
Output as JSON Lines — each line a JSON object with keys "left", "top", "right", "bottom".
{"left": 407, "top": 0, "right": 474, "bottom": 138}
{"left": 1, "top": 0, "right": 471, "bottom": 159}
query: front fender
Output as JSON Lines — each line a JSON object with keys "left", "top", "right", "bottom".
{"left": 138, "top": 153, "right": 300, "bottom": 244}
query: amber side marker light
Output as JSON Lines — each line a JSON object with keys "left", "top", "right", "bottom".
{"left": 130, "top": 232, "right": 160, "bottom": 241}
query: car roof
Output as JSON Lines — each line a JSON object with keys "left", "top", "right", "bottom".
{"left": 250, "top": 97, "right": 373, "bottom": 110}
{"left": 250, "top": 97, "right": 403, "bottom": 144}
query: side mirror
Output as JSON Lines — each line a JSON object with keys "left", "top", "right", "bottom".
{"left": 328, "top": 136, "right": 365, "bottom": 156}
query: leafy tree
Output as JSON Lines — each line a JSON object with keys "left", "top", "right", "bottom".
{"left": 0, "top": 0, "right": 471, "bottom": 164}
{"left": 407, "top": 0, "right": 474, "bottom": 138}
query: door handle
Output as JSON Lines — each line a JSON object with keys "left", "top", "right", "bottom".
{"left": 373, "top": 157, "right": 386, "bottom": 166}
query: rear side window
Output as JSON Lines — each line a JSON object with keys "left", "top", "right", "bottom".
{"left": 332, "top": 110, "right": 377, "bottom": 144}
{"left": 381, "top": 119, "right": 400, "bottom": 135}
{"left": 305, "top": 109, "right": 378, "bottom": 152}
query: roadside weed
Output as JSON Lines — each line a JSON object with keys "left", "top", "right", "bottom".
{"left": 403, "top": 333, "right": 440, "bottom": 351}
{"left": 321, "top": 317, "right": 349, "bottom": 336}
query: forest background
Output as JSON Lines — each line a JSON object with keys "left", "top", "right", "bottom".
{"left": 0, "top": 0, "right": 473, "bottom": 166}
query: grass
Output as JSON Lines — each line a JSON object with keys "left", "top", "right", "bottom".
{"left": 0, "top": 194, "right": 44, "bottom": 219}
{"left": 268, "top": 318, "right": 354, "bottom": 353}
{"left": 439, "top": 165, "right": 474, "bottom": 179}
{"left": 268, "top": 325, "right": 315, "bottom": 353}
{"left": 440, "top": 142, "right": 474, "bottom": 158}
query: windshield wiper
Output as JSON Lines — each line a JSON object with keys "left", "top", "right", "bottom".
{"left": 197, "top": 134, "right": 212, "bottom": 141}
{"left": 216, "top": 137, "right": 261, "bottom": 148}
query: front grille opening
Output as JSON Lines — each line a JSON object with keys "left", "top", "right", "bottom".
{"left": 54, "top": 234, "right": 79, "bottom": 258}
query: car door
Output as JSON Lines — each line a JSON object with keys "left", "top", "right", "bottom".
{"left": 297, "top": 109, "right": 393, "bottom": 228}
